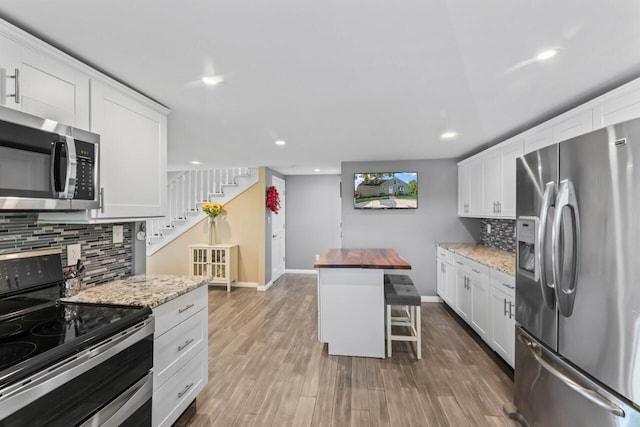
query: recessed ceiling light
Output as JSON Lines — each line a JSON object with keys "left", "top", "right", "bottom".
{"left": 275, "top": 140, "right": 286, "bottom": 146}
{"left": 536, "top": 49, "right": 557, "bottom": 61}
{"left": 313, "top": 168, "right": 321, "bottom": 172}
{"left": 202, "top": 75, "right": 224, "bottom": 85}
{"left": 440, "top": 131, "right": 457, "bottom": 140}
{"left": 190, "top": 160, "right": 202, "bottom": 165}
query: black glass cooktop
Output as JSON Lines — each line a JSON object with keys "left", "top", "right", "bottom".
{"left": 0, "top": 301, "right": 151, "bottom": 389}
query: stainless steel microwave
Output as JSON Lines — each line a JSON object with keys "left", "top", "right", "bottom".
{"left": 0, "top": 106, "right": 100, "bottom": 210}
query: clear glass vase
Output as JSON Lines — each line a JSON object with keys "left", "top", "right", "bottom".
{"left": 208, "top": 217, "right": 218, "bottom": 245}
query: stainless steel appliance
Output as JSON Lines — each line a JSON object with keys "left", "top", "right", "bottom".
{"left": 0, "top": 106, "right": 100, "bottom": 210}
{"left": 0, "top": 248, "right": 153, "bottom": 426}
{"left": 513, "top": 118, "right": 640, "bottom": 426}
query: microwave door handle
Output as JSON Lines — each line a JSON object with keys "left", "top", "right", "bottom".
{"left": 50, "top": 138, "right": 64, "bottom": 195}
{"left": 552, "top": 179, "right": 580, "bottom": 317}
{"left": 63, "top": 136, "right": 77, "bottom": 199}
{"left": 538, "top": 181, "right": 556, "bottom": 310}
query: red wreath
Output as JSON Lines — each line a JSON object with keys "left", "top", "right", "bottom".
{"left": 266, "top": 185, "right": 280, "bottom": 214}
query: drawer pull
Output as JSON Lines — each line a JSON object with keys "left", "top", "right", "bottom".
{"left": 472, "top": 268, "right": 480, "bottom": 274}
{"left": 502, "top": 283, "right": 515, "bottom": 290}
{"left": 178, "top": 338, "right": 195, "bottom": 352}
{"left": 177, "top": 382, "right": 194, "bottom": 398}
{"left": 178, "top": 303, "right": 195, "bottom": 314}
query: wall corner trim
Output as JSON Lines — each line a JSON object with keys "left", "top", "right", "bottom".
{"left": 257, "top": 280, "right": 274, "bottom": 292}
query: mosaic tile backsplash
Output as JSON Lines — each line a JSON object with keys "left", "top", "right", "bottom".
{"left": 0, "top": 214, "right": 133, "bottom": 287}
{"left": 480, "top": 218, "right": 515, "bottom": 253}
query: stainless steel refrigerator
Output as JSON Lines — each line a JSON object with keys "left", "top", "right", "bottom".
{"left": 513, "top": 118, "right": 640, "bottom": 426}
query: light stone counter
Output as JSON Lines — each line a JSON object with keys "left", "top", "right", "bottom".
{"left": 62, "top": 274, "right": 207, "bottom": 308}
{"left": 438, "top": 243, "right": 515, "bottom": 276}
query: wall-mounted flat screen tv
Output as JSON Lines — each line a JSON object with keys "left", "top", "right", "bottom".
{"left": 353, "top": 172, "right": 418, "bottom": 209}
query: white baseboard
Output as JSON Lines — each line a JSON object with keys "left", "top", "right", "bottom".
{"left": 257, "top": 280, "right": 274, "bottom": 292}
{"left": 285, "top": 269, "right": 318, "bottom": 275}
{"left": 421, "top": 296, "right": 442, "bottom": 303}
{"left": 207, "top": 281, "right": 258, "bottom": 289}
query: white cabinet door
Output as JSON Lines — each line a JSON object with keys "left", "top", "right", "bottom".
{"left": 445, "top": 260, "right": 456, "bottom": 307}
{"left": 455, "top": 258, "right": 471, "bottom": 321}
{"left": 524, "top": 126, "right": 553, "bottom": 154}
{"left": 469, "top": 264, "right": 490, "bottom": 342}
{"left": 499, "top": 139, "right": 524, "bottom": 218}
{"left": 593, "top": 79, "right": 640, "bottom": 129}
{"left": 436, "top": 257, "right": 446, "bottom": 301}
{"left": 0, "top": 35, "right": 89, "bottom": 129}
{"left": 468, "top": 158, "right": 483, "bottom": 216}
{"left": 551, "top": 109, "right": 593, "bottom": 144}
{"left": 457, "top": 163, "right": 470, "bottom": 216}
{"left": 489, "top": 285, "right": 515, "bottom": 367}
{"left": 90, "top": 81, "right": 167, "bottom": 218}
{"left": 482, "top": 149, "right": 502, "bottom": 217}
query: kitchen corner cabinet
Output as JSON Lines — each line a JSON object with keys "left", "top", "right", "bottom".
{"left": 0, "top": 32, "right": 90, "bottom": 130}
{"left": 189, "top": 244, "right": 239, "bottom": 292}
{"left": 457, "top": 158, "right": 483, "bottom": 217}
{"left": 152, "top": 285, "right": 208, "bottom": 427}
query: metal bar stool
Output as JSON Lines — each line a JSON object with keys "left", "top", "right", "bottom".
{"left": 384, "top": 274, "right": 421, "bottom": 359}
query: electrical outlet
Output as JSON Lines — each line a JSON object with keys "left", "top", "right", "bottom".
{"left": 315, "top": 254, "right": 320, "bottom": 261}
{"left": 113, "top": 225, "right": 124, "bottom": 244}
{"left": 487, "top": 224, "right": 492, "bottom": 234}
{"left": 67, "top": 244, "right": 81, "bottom": 267}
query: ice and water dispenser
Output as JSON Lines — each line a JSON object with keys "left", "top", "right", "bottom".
{"left": 516, "top": 217, "right": 538, "bottom": 280}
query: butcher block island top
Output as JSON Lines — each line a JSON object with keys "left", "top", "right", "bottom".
{"left": 62, "top": 274, "right": 207, "bottom": 308}
{"left": 313, "top": 248, "right": 411, "bottom": 270}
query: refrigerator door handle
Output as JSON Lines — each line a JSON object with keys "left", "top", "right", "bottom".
{"left": 538, "top": 181, "right": 555, "bottom": 310}
{"left": 552, "top": 179, "right": 581, "bottom": 317}
{"left": 518, "top": 334, "right": 625, "bottom": 418}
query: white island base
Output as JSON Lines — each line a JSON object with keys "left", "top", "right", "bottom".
{"left": 317, "top": 268, "right": 385, "bottom": 358}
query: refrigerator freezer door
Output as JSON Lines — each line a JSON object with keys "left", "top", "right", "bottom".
{"left": 514, "top": 327, "right": 639, "bottom": 427}
{"left": 558, "top": 118, "right": 640, "bottom": 406}
{"left": 515, "top": 145, "right": 558, "bottom": 350}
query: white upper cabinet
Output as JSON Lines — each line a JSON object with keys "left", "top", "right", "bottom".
{"left": 0, "top": 29, "right": 90, "bottom": 130}
{"left": 523, "top": 126, "right": 552, "bottom": 154}
{"left": 457, "top": 162, "right": 470, "bottom": 216}
{"left": 481, "top": 148, "right": 502, "bottom": 217}
{"left": 593, "top": 79, "right": 640, "bottom": 129}
{"left": 499, "top": 138, "right": 524, "bottom": 218}
{"left": 551, "top": 109, "right": 593, "bottom": 144}
{"left": 89, "top": 81, "right": 167, "bottom": 219}
{"left": 458, "top": 157, "right": 483, "bottom": 217}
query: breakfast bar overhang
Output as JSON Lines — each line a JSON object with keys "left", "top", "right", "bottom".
{"left": 313, "top": 248, "right": 411, "bottom": 358}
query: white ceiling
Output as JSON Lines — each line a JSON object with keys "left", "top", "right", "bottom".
{"left": 1, "top": 1, "right": 639, "bottom": 175}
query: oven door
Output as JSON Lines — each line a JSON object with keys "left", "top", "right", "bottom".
{"left": 0, "top": 317, "right": 154, "bottom": 427}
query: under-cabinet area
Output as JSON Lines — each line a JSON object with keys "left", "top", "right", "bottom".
{"left": 436, "top": 243, "right": 515, "bottom": 367}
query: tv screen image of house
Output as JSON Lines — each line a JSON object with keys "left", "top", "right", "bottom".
{"left": 353, "top": 172, "right": 418, "bottom": 209}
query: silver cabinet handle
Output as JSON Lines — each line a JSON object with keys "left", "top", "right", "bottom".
{"left": 519, "top": 334, "right": 624, "bottom": 417}
{"left": 178, "top": 382, "right": 195, "bottom": 398}
{"left": 472, "top": 268, "right": 480, "bottom": 274}
{"left": 456, "top": 261, "right": 463, "bottom": 265}
{"left": 509, "top": 302, "right": 515, "bottom": 319}
{"left": 178, "top": 303, "right": 195, "bottom": 314}
{"left": 99, "top": 188, "right": 105, "bottom": 213}
{"left": 497, "top": 201, "right": 501, "bottom": 214}
{"left": 178, "top": 338, "right": 194, "bottom": 352}
{"left": 552, "top": 179, "right": 580, "bottom": 317}
{"left": 503, "top": 298, "right": 508, "bottom": 316}
{"left": 5, "top": 68, "right": 19, "bottom": 104}
{"left": 502, "top": 283, "right": 515, "bottom": 290}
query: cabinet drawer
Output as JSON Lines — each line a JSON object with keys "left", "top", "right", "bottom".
{"left": 153, "top": 285, "right": 207, "bottom": 337}
{"left": 489, "top": 268, "right": 515, "bottom": 298}
{"left": 152, "top": 348, "right": 208, "bottom": 427}
{"left": 154, "top": 307, "right": 208, "bottom": 391}
{"left": 436, "top": 247, "right": 454, "bottom": 264}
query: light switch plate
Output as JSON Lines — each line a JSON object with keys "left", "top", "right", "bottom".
{"left": 487, "top": 224, "right": 492, "bottom": 234}
{"left": 113, "top": 225, "right": 124, "bottom": 244}
{"left": 67, "top": 244, "right": 81, "bottom": 267}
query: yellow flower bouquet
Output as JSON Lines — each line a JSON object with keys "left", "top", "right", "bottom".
{"left": 201, "top": 202, "right": 225, "bottom": 219}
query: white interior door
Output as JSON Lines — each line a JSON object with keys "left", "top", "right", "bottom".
{"left": 270, "top": 176, "right": 286, "bottom": 282}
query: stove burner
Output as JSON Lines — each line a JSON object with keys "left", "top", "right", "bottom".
{"left": 31, "top": 321, "right": 66, "bottom": 337}
{"left": 0, "top": 323, "right": 22, "bottom": 339}
{"left": 0, "top": 342, "right": 37, "bottom": 370}
{"left": 22, "top": 310, "right": 57, "bottom": 322}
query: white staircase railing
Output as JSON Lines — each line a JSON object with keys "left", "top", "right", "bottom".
{"left": 146, "top": 167, "right": 258, "bottom": 255}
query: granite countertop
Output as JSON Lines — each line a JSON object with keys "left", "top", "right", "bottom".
{"left": 62, "top": 274, "right": 208, "bottom": 308}
{"left": 438, "top": 243, "right": 515, "bottom": 276}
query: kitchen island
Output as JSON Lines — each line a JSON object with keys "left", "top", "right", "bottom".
{"left": 314, "top": 248, "right": 411, "bottom": 358}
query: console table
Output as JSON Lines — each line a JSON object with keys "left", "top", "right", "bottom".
{"left": 313, "top": 248, "right": 411, "bottom": 358}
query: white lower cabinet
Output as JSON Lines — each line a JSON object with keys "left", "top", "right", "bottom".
{"left": 152, "top": 285, "right": 208, "bottom": 426}
{"left": 436, "top": 247, "right": 515, "bottom": 367}
{"left": 489, "top": 270, "right": 515, "bottom": 367}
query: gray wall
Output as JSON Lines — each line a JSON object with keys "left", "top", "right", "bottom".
{"left": 341, "top": 159, "right": 480, "bottom": 296}
{"left": 285, "top": 175, "right": 341, "bottom": 270}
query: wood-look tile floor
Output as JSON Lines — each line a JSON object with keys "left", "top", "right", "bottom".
{"left": 174, "top": 274, "right": 519, "bottom": 427}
